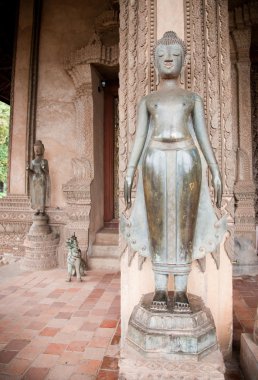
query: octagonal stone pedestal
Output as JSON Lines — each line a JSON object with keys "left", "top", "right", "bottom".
{"left": 127, "top": 292, "right": 217, "bottom": 360}
{"left": 119, "top": 292, "right": 225, "bottom": 379}
{"left": 22, "top": 214, "right": 59, "bottom": 270}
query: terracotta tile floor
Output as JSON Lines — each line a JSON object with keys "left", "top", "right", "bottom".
{"left": 225, "top": 275, "right": 258, "bottom": 380}
{"left": 0, "top": 265, "right": 120, "bottom": 379}
{"left": 0, "top": 263, "right": 257, "bottom": 379}
{"left": 233, "top": 275, "right": 258, "bottom": 350}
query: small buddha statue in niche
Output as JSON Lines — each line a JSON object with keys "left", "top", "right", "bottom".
{"left": 27, "top": 140, "right": 50, "bottom": 215}
{"left": 123, "top": 31, "right": 226, "bottom": 312}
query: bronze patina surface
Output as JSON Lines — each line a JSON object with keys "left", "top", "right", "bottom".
{"left": 26, "top": 140, "right": 50, "bottom": 215}
{"left": 123, "top": 31, "right": 224, "bottom": 312}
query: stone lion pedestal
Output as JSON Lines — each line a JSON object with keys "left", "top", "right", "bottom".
{"left": 22, "top": 214, "right": 59, "bottom": 270}
{"left": 119, "top": 292, "right": 225, "bottom": 379}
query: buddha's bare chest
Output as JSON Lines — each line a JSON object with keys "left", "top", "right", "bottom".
{"left": 147, "top": 93, "right": 194, "bottom": 119}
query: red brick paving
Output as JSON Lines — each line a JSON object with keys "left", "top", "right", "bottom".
{"left": 23, "top": 367, "right": 50, "bottom": 380}
{"left": 66, "top": 341, "right": 89, "bottom": 352}
{"left": 0, "top": 350, "right": 18, "bottom": 364}
{"left": 1, "top": 265, "right": 255, "bottom": 379}
{"left": 5, "top": 339, "right": 30, "bottom": 351}
{"left": 233, "top": 275, "right": 258, "bottom": 350}
{"left": 0, "top": 268, "right": 120, "bottom": 379}
{"left": 39, "top": 327, "right": 60, "bottom": 337}
{"left": 225, "top": 275, "right": 258, "bottom": 380}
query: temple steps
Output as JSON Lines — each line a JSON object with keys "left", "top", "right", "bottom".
{"left": 88, "top": 227, "right": 120, "bottom": 272}
{"left": 94, "top": 228, "right": 119, "bottom": 245}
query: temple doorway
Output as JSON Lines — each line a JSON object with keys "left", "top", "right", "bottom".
{"left": 88, "top": 66, "right": 119, "bottom": 271}
{"left": 103, "top": 80, "right": 119, "bottom": 224}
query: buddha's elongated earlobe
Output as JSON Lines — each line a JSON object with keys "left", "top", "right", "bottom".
{"left": 155, "top": 67, "right": 160, "bottom": 86}
{"left": 180, "top": 65, "right": 185, "bottom": 85}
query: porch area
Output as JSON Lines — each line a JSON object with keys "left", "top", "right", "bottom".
{"left": 0, "top": 264, "right": 120, "bottom": 379}
{"left": 0, "top": 261, "right": 256, "bottom": 379}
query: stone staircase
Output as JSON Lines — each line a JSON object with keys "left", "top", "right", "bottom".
{"left": 88, "top": 227, "right": 120, "bottom": 271}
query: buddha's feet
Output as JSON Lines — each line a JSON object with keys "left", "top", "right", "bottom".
{"left": 150, "top": 290, "right": 168, "bottom": 311}
{"left": 174, "top": 291, "right": 191, "bottom": 313}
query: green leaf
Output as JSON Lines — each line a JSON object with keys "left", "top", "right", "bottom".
{"left": 0, "top": 102, "right": 10, "bottom": 184}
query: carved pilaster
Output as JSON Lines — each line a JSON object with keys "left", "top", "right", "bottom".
{"left": 232, "top": 28, "right": 256, "bottom": 261}
{"left": 62, "top": 158, "right": 93, "bottom": 266}
{"left": 185, "top": 0, "right": 235, "bottom": 263}
{"left": 62, "top": 65, "right": 93, "bottom": 266}
{"left": 118, "top": 0, "right": 155, "bottom": 269}
{"left": 229, "top": 35, "right": 239, "bottom": 157}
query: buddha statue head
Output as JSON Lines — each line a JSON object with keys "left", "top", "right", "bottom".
{"left": 154, "top": 31, "right": 187, "bottom": 85}
{"left": 33, "top": 140, "right": 45, "bottom": 157}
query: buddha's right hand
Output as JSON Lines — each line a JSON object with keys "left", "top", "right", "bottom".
{"left": 124, "top": 175, "right": 133, "bottom": 209}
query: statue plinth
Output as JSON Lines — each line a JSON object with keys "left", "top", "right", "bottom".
{"left": 119, "top": 345, "right": 225, "bottom": 380}
{"left": 126, "top": 292, "right": 217, "bottom": 360}
{"left": 22, "top": 214, "right": 59, "bottom": 270}
{"left": 120, "top": 292, "right": 225, "bottom": 379}
{"left": 27, "top": 214, "right": 51, "bottom": 235}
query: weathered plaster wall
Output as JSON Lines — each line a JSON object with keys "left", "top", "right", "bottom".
{"left": 5, "top": 0, "right": 114, "bottom": 259}
{"left": 157, "top": 0, "right": 184, "bottom": 38}
{"left": 9, "top": 0, "right": 33, "bottom": 194}
{"left": 36, "top": 0, "right": 109, "bottom": 208}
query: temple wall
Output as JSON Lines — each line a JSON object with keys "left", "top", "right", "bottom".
{"left": 2, "top": 0, "right": 115, "bottom": 260}
{"left": 36, "top": 0, "right": 109, "bottom": 208}
{"left": 188, "top": 240, "right": 232, "bottom": 355}
{"left": 157, "top": 0, "right": 184, "bottom": 38}
{"left": 10, "top": 0, "right": 109, "bottom": 202}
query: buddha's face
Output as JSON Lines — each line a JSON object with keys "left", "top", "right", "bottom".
{"left": 155, "top": 43, "right": 183, "bottom": 79}
{"left": 34, "top": 144, "right": 43, "bottom": 157}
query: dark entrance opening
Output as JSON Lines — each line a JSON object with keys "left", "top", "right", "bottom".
{"left": 103, "top": 80, "right": 119, "bottom": 223}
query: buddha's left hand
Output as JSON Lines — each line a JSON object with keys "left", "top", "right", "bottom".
{"left": 211, "top": 172, "right": 222, "bottom": 209}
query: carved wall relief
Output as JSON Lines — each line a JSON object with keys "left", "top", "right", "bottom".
{"left": 0, "top": 195, "right": 31, "bottom": 256}
{"left": 229, "top": 22, "right": 257, "bottom": 263}
{"left": 62, "top": 158, "right": 93, "bottom": 266}
{"left": 0, "top": 194, "right": 64, "bottom": 258}
{"left": 118, "top": 0, "right": 156, "bottom": 269}
{"left": 185, "top": 0, "right": 235, "bottom": 262}
{"left": 228, "top": 1, "right": 258, "bottom": 270}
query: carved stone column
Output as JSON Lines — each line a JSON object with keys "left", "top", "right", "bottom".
{"left": 61, "top": 63, "right": 94, "bottom": 265}
{"left": 62, "top": 159, "right": 93, "bottom": 265}
{"left": 232, "top": 28, "right": 257, "bottom": 273}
